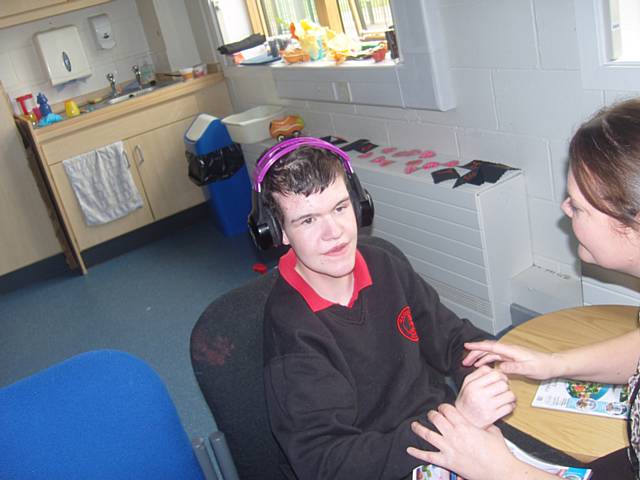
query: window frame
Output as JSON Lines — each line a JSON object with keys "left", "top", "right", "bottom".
{"left": 245, "top": 0, "right": 344, "bottom": 37}
{"left": 215, "top": 0, "right": 456, "bottom": 111}
{"left": 575, "top": 0, "right": 640, "bottom": 91}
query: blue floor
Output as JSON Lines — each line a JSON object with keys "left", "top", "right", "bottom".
{"left": 0, "top": 218, "right": 268, "bottom": 439}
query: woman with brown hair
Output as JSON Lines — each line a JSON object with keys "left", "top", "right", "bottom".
{"left": 407, "top": 98, "right": 640, "bottom": 480}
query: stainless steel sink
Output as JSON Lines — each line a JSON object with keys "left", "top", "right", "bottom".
{"left": 96, "top": 81, "right": 182, "bottom": 107}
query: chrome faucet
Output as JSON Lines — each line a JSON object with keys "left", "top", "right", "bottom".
{"left": 132, "top": 65, "right": 142, "bottom": 87}
{"left": 106, "top": 72, "right": 117, "bottom": 97}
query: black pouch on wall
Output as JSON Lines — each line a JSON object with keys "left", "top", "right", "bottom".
{"left": 187, "top": 143, "right": 245, "bottom": 186}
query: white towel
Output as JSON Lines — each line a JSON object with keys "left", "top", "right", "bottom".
{"left": 63, "top": 141, "right": 144, "bottom": 226}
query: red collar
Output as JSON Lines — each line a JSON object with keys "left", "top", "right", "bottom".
{"left": 278, "top": 247, "right": 372, "bottom": 312}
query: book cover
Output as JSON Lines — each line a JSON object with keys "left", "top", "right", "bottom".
{"left": 412, "top": 440, "right": 592, "bottom": 479}
{"left": 532, "top": 378, "right": 629, "bottom": 419}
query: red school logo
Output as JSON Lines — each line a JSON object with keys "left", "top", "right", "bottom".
{"left": 396, "top": 306, "right": 419, "bottom": 342}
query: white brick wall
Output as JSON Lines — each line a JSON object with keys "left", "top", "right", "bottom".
{"left": 222, "top": 0, "right": 640, "bottom": 304}
{"left": 0, "top": 0, "right": 153, "bottom": 112}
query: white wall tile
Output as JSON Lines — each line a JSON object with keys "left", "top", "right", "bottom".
{"left": 10, "top": 46, "right": 46, "bottom": 84}
{"left": 604, "top": 90, "right": 640, "bottom": 105}
{"left": 534, "top": 0, "right": 580, "bottom": 70}
{"left": 307, "top": 100, "right": 356, "bottom": 115}
{"left": 355, "top": 104, "right": 418, "bottom": 121}
{"left": 296, "top": 110, "right": 334, "bottom": 137}
{"left": 0, "top": 0, "right": 152, "bottom": 106}
{"left": 493, "top": 69, "right": 603, "bottom": 140}
{"left": 386, "top": 120, "right": 458, "bottom": 156}
{"left": 441, "top": 0, "right": 538, "bottom": 69}
{"left": 417, "top": 68, "right": 497, "bottom": 129}
{"left": 529, "top": 197, "right": 578, "bottom": 267}
{"left": 0, "top": 52, "right": 19, "bottom": 90}
{"left": 332, "top": 114, "right": 389, "bottom": 145}
{"left": 548, "top": 139, "right": 570, "bottom": 203}
{"left": 458, "top": 129, "right": 553, "bottom": 200}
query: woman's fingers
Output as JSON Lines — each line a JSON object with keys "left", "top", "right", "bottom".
{"left": 406, "top": 445, "right": 442, "bottom": 466}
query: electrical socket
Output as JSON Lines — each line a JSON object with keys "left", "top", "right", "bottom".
{"left": 333, "top": 81, "right": 351, "bottom": 103}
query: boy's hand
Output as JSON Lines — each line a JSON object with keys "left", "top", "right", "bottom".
{"left": 454, "top": 365, "right": 515, "bottom": 429}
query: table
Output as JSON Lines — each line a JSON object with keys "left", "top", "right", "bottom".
{"left": 501, "top": 305, "right": 639, "bottom": 462}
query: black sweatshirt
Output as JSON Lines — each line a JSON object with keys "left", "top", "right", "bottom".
{"left": 263, "top": 243, "right": 488, "bottom": 480}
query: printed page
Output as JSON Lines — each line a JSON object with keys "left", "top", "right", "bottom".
{"left": 532, "top": 378, "right": 629, "bottom": 419}
{"left": 412, "top": 440, "right": 592, "bottom": 479}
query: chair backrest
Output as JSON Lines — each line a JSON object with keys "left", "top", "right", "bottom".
{"left": 0, "top": 350, "right": 205, "bottom": 480}
{"left": 190, "top": 235, "right": 409, "bottom": 479}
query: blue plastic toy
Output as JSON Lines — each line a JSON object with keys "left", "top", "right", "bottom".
{"left": 37, "top": 93, "right": 52, "bottom": 117}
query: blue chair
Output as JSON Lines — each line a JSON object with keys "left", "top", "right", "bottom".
{"left": 0, "top": 349, "right": 216, "bottom": 480}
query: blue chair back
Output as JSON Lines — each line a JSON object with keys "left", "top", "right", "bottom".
{"left": 0, "top": 350, "right": 205, "bottom": 480}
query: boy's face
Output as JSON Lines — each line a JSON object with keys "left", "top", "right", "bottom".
{"left": 276, "top": 177, "right": 358, "bottom": 285}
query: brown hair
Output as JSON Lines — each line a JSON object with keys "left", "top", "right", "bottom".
{"left": 569, "top": 97, "right": 640, "bottom": 229}
{"left": 262, "top": 146, "right": 347, "bottom": 225}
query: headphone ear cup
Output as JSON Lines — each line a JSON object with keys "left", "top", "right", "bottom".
{"left": 248, "top": 190, "right": 283, "bottom": 250}
{"left": 264, "top": 203, "right": 282, "bottom": 249}
{"left": 346, "top": 173, "right": 374, "bottom": 228}
{"left": 359, "top": 189, "right": 374, "bottom": 227}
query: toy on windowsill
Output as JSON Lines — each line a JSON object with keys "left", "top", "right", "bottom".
{"left": 269, "top": 115, "right": 305, "bottom": 142}
{"left": 281, "top": 46, "right": 311, "bottom": 64}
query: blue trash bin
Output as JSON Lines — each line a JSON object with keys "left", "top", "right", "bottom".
{"left": 185, "top": 114, "right": 252, "bottom": 237}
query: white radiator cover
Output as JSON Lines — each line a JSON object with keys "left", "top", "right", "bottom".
{"left": 351, "top": 154, "right": 533, "bottom": 334}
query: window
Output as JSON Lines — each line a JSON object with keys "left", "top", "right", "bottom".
{"left": 575, "top": 0, "right": 640, "bottom": 90}
{"left": 208, "top": 0, "right": 456, "bottom": 111}
{"left": 216, "top": 0, "right": 393, "bottom": 45}
{"left": 605, "top": 0, "right": 640, "bottom": 61}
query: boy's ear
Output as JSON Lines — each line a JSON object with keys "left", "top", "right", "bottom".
{"left": 281, "top": 228, "right": 290, "bottom": 246}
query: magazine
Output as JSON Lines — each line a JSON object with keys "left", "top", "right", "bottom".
{"left": 531, "top": 378, "right": 629, "bottom": 419}
{"left": 412, "top": 440, "right": 592, "bottom": 479}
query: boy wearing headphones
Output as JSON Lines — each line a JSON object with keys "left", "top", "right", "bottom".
{"left": 251, "top": 138, "right": 514, "bottom": 479}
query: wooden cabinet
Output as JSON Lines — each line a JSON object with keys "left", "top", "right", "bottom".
{"left": 21, "top": 73, "right": 232, "bottom": 273}
{"left": 49, "top": 145, "right": 154, "bottom": 250}
{"left": 0, "top": 87, "right": 60, "bottom": 277}
{"left": 0, "top": 0, "right": 111, "bottom": 29}
{"left": 127, "top": 117, "right": 204, "bottom": 221}
{"left": 0, "top": 0, "right": 66, "bottom": 18}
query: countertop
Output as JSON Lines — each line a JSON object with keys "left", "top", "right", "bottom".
{"left": 23, "top": 72, "right": 225, "bottom": 143}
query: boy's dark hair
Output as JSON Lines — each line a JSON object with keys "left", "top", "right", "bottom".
{"left": 570, "top": 97, "right": 640, "bottom": 229}
{"left": 262, "top": 146, "right": 347, "bottom": 225}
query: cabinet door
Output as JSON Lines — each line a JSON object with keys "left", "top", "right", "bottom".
{"left": 0, "top": 0, "right": 66, "bottom": 17}
{"left": 49, "top": 145, "right": 154, "bottom": 250}
{"left": 127, "top": 117, "right": 206, "bottom": 221}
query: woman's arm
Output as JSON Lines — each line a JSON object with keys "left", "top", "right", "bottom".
{"left": 464, "top": 329, "right": 640, "bottom": 384}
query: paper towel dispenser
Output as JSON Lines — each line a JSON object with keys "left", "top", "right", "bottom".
{"left": 34, "top": 26, "right": 92, "bottom": 86}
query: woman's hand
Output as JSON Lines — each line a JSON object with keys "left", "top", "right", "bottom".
{"left": 454, "top": 365, "right": 515, "bottom": 428}
{"left": 462, "top": 340, "right": 558, "bottom": 380}
{"left": 407, "top": 404, "right": 519, "bottom": 480}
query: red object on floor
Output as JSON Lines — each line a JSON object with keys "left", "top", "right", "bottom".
{"left": 252, "top": 263, "right": 268, "bottom": 275}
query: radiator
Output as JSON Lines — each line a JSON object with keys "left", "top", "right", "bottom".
{"left": 351, "top": 154, "right": 532, "bottom": 334}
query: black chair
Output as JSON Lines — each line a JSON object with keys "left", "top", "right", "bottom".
{"left": 189, "top": 235, "right": 407, "bottom": 479}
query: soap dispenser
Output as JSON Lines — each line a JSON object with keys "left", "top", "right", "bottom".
{"left": 89, "top": 14, "right": 116, "bottom": 50}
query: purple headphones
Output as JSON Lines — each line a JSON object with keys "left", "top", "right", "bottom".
{"left": 248, "top": 137, "right": 374, "bottom": 250}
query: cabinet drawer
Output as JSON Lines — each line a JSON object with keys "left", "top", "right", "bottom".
{"left": 42, "top": 96, "right": 199, "bottom": 165}
{"left": 50, "top": 151, "right": 154, "bottom": 250}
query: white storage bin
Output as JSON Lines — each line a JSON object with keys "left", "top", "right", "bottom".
{"left": 222, "top": 105, "right": 285, "bottom": 144}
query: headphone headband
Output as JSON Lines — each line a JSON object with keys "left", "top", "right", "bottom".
{"left": 253, "top": 137, "right": 354, "bottom": 192}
